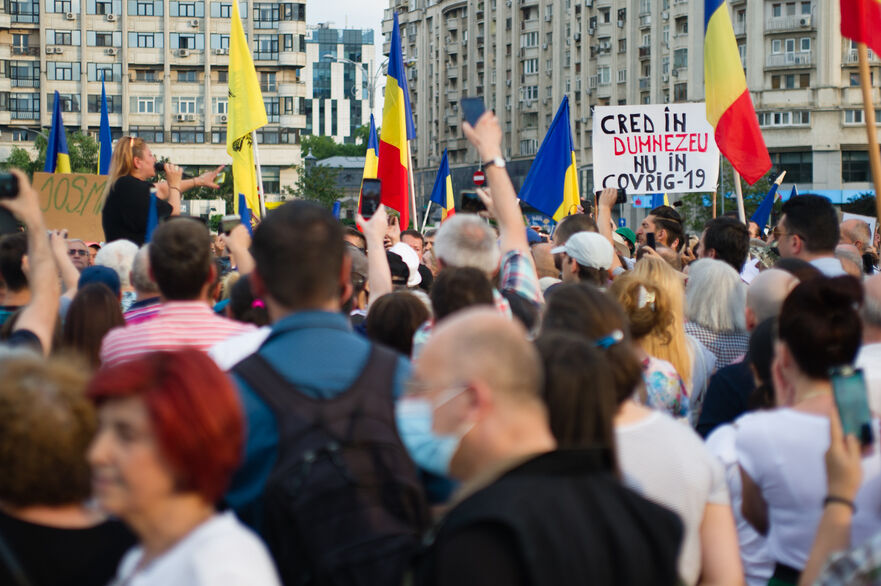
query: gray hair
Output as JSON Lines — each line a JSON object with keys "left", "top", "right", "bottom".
{"left": 835, "top": 244, "right": 863, "bottom": 276}
{"left": 433, "top": 214, "right": 501, "bottom": 276}
{"left": 95, "top": 240, "right": 139, "bottom": 290}
{"left": 746, "top": 268, "right": 799, "bottom": 323}
{"left": 862, "top": 275, "right": 881, "bottom": 328}
{"left": 130, "top": 244, "right": 159, "bottom": 295}
{"left": 685, "top": 258, "right": 747, "bottom": 332}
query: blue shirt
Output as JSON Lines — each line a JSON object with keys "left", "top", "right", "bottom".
{"left": 224, "top": 310, "right": 410, "bottom": 525}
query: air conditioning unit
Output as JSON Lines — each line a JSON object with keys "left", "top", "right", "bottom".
{"left": 64, "top": 11, "right": 75, "bottom": 19}
{"left": 185, "top": 114, "right": 196, "bottom": 121}
{"left": 106, "top": 13, "right": 116, "bottom": 21}
{"left": 671, "top": 68, "right": 679, "bottom": 77}
{"left": 221, "top": 48, "right": 229, "bottom": 54}
{"left": 799, "top": 15, "right": 811, "bottom": 26}
{"left": 177, "top": 49, "right": 190, "bottom": 57}
{"left": 214, "top": 48, "right": 224, "bottom": 55}
{"left": 617, "top": 19, "right": 624, "bottom": 27}
{"left": 53, "top": 46, "right": 64, "bottom": 53}
{"left": 542, "top": 98, "right": 549, "bottom": 105}
{"left": 189, "top": 19, "right": 199, "bottom": 27}
{"left": 45, "top": 47, "right": 55, "bottom": 54}
{"left": 542, "top": 42, "right": 548, "bottom": 49}
{"left": 585, "top": 0, "right": 593, "bottom": 6}
{"left": 505, "top": 104, "right": 511, "bottom": 110}
{"left": 586, "top": 87, "right": 592, "bottom": 95}
{"left": 662, "top": 73, "right": 669, "bottom": 81}
{"left": 588, "top": 27, "right": 595, "bottom": 36}
{"left": 106, "top": 47, "right": 117, "bottom": 55}
{"left": 506, "top": 79, "right": 511, "bottom": 86}
{"left": 544, "top": 14, "right": 552, "bottom": 21}
{"left": 574, "top": 33, "right": 581, "bottom": 40}
{"left": 220, "top": 114, "right": 228, "bottom": 122}
{"left": 176, "top": 114, "right": 187, "bottom": 121}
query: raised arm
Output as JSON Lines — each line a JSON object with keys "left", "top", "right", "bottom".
{"left": 357, "top": 205, "right": 393, "bottom": 307}
{"left": 221, "top": 224, "right": 255, "bottom": 276}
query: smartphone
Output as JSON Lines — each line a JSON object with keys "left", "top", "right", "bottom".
{"left": 461, "top": 96, "right": 486, "bottom": 127}
{"left": 646, "top": 232, "right": 656, "bottom": 250}
{"left": 0, "top": 173, "right": 19, "bottom": 199}
{"left": 831, "top": 366, "right": 874, "bottom": 446}
{"left": 460, "top": 190, "right": 487, "bottom": 214}
{"left": 220, "top": 214, "right": 240, "bottom": 235}
{"left": 595, "top": 188, "right": 627, "bottom": 205}
{"left": 361, "top": 179, "right": 382, "bottom": 219}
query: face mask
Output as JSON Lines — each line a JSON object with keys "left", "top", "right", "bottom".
{"left": 395, "top": 387, "right": 472, "bottom": 478}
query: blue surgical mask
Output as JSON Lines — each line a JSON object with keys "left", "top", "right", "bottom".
{"left": 395, "top": 387, "right": 471, "bottom": 478}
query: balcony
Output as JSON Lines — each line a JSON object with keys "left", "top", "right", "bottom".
{"left": 733, "top": 21, "right": 745, "bottom": 36}
{"left": 766, "top": 51, "right": 812, "bottom": 68}
{"left": 279, "top": 51, "right": 305, "bottom": 67}
{"left": 10, "top": 110, "right": 40, "bottom": 121}
{"left": 843, "top": 49, "right": 880, "bottom": 64}
{"left": 278, "top": 20, "right": 304, "bottom": 34}
{"left": 278, "top": 82, "right": 306, "bottom": 97}
{"left": 638, "top": 45, "right": 651, "bottom": 59}
{"left": 766, "top": 14, "right": 814, "bottom": 31}
{"left": 12, "top": 46, "right": 40, "bottom": 57}
{"left": 254, "top": 51, "right": 279, "bottom": 62}
{"left": 280, "top": 113, "right": 305, "bottom": 128}
{"left": 639, "top": 14, "right": 651, "bottom": 27}
{"left": 446, "top": 19, "right": 458, "bottom": 31}
{"left": 447, "top": 68, "right": 458, "bottom": 79}
{"left": 11, "top": 77, "right": 40, "bottom": 88}
{"left": 639, "top": 76, "right": 650, "bottom": 89}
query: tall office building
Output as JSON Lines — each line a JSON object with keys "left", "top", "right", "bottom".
{"left": 0, "top": 0, "right": 307, "bottom": 198}
{"left": 387, "top": 0, "right": 880, "bottom": 206}
{"left": 303, "top": 23, "right": 376, "bottom": 144}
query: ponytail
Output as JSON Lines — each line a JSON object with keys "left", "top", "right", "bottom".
{"left": 103, "top": 136, "right": 147, "bottom": 200}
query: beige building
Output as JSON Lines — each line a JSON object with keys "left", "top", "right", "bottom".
{"left": 0, "top": 0, "right": 307, "bottom": 199}
{"left": 386, "top": 0, "right": 881, "bottom": 206}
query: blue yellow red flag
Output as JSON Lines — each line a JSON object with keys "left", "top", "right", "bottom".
{"left": 704, "top": 0, "right": 770, "bottom": 184}
{"left": 358, "top": 114, "right": 380, "bottom": 213}
{"left": 377, "top": 12, "right": 412, "bottom": 228}
{"left": 227, "top": 0, "right": 267, "bottom": 224}
{"left": 45, "top": 91, "right": 71, "bottom": 174}
{"left": 98, "top": 77, "right": 112, "bottom": 175}
{"left": 519, "top": 96, "right": 580, "bottom": 221}
{"left": 429, "top": 149, "right": 456, "bottom": 221}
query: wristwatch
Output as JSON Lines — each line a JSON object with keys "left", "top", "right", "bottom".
{"left": 483, "top": 156, "right": 506, "bottom": 169}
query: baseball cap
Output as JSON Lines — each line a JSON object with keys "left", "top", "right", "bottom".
{"left": 550, "top": 231, "right": 614, "bottom": 270}
{"left": 78, "top": 265, "right": 121, "bottom": 297}
{"left": 615, "top": 227, "right": 637, "bottom": 246}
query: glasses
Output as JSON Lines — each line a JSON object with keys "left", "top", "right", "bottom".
{"left": 68, "top": 249, "right": 89, "bottom": 257}
{"left": 772, "top": 227, "right": 800, "bottom": 241}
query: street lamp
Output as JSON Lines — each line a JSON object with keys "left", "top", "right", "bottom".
{"left": 321, "top": 53, "right": 388, "bottom": 116}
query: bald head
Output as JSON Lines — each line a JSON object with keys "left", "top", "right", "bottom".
{"left": 836, "top": 243, "right": 863, "bottom": 278}
{"left": 746, "top": 268, "right": 799, "bottom": 329}
{"left": 531, "top": 243, "right": 559, "bottom": 280}
{"left": 841, "top": 219, "right": 872, "bottom": 253}
{"left": 418, "top": 308, "right": 542, "bottom": 403}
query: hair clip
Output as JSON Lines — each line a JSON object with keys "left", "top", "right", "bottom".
{"left": 637, "top": 285, "right": 656, "bottom": 311}
{"left": 129, "top": 136, "right": 134, "bottom": 149}
{"left": 251, "top": 299, "right": 265, "bottom": 309}
{"left": 595, "top": 329, "right": 624, "bottom": 349}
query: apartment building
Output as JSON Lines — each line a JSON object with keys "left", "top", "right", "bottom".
{"left": 303, "top": 23, "right": 376, "bottom": 144}
{"left": 386, "top": 0, "right": 881, "bottom": 208}
{"left": 0, "top": 0, "right": 307, "bottom": 198}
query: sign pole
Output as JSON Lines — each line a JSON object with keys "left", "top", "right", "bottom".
{"left": 733, "top": 167, "right": 746, "bottom": 223}
{"left": 857, "top": 42, "right": 881, "bottom": 221}
{"left": 421, "top": 201, "right": 432, "bottom": 233}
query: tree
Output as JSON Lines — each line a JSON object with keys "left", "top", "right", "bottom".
{"left": 841, "top": 193, "right": 877, "bottom": 217}
{"left": 283, "top": 163, "right": 342, "bottom": 210}
{"left": 1, "top": 130, "right": 99, "bottom": 177}
{"left": 300, "top": 127, "right": 370, "bottom": 160}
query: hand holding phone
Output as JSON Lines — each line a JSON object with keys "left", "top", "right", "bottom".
{"left": 461, "top": 97, "right": 486, "bottom": 127}
{"left": 646, "top": 232, "right": 656, "bottom": 250}
{"left": 832, "top": 366, "right": 875, "bottom": 447}
{"left": 460, "top": 191, "right": 487, "bottom": 214}
{"left": 220, "top": 214, "right": 240, "bottom": 235}
{"left": 360, "top": 179, "right": 382, "bottom": 220}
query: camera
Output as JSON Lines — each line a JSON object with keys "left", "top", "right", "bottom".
{"left": 0, "top": 173, "right": 19, "bottom": 200}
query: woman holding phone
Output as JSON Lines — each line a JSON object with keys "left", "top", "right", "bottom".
{"left": 101, "top": 136, "right": 224, "bottom": 246}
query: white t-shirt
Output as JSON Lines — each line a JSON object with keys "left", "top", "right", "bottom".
{"left": 208, "top": 327, "right": 271, "bottom": 371}
{"left": 735, "top": 409, "right": 881, "bottom": 570}
{"left": 112, "top": 512, "right": 281, "bottom": 586}
{"left": 616, "top": 410, "right": 730, "bottom": 586}
{"left": 856, "top": 343, "right": 881, "bottom": 416}
{"left": 705, "top": 423, "right": 773, "bottom": 586}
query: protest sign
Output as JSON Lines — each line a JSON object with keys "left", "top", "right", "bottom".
{"left": 592, "top": 103, "right": 720, "bottom": 195}
{"left": 33, "top": 172, "right": 107, "bottom": 242}
{"left": 842, "top": 212, "right": 878, "bottom": 240}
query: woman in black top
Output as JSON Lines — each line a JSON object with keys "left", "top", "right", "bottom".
{"left": 101, "top": 136, "right": 224, "bottom": 245}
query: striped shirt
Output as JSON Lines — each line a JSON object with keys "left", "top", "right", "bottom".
{"left": 123, "top": 296, "right": 161, "bottom": 325}
{"left": 101, "top": 300, "right": 255, "bottom": 366}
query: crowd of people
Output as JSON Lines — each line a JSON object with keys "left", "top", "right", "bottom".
{"left": 1, "top": 110, "right": 881, "bottom": 586}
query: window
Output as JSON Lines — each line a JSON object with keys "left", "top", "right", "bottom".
{"left": 523, "top": 58, "right": 538, "bottom": 74}
{"left": 801, "top": 0, "right": 811, "bottom": 13}
{"left": 253, "top": 34, "right": 278, "bottom": 60}
{"left": 11, "top": 0, "right": 40, "bottom": 23}
{"left": 217, "top": 69, "right": 228, "bottom": 83}
{"left": 520, "top": 139, "right": 538, "bottom": 155}
{"left": 178, "top": 70, "right": 198, "bottom": 83}
{"left": 47, "top": 61, "right": 81, "bottom": 81}
{"left": 47, "top": 93, "right": 80, "bottom": 112}
{"left": 800, "top": 37, "right": 810, "bottom": 52}
{"left": 210, "top": 34, "right": 230, "bottom": 49}
{"left": 770, "top": 150, "right": 811, "bottom": 183}
{"left": 673, "top": 48, "right": 687, "bottom": 68}
{"left": 662, "top": 55, "right": 670, "bottom": 74}
{"left": 521, "top": 85, "right": 538, "bottom": 100}
{"left": 170, "top": 1, "right": 204, "bottom": 17}
{"left": 261, "top": 166, "right": 280, "bottom": 194}
{"left": 47, "top": 29, "right": 79, "bottom": 45}
{"left": 210, "top": 1, "right": 230, "bottom": 17}
{"left": 51, "top": 0, "right": 72, "bottom": 12}
{"left": 171, "top": 129, "right": 205, "bottom": 143}
{"left": 617, "top": 68, "right": 627, "bottom": 83}
{"left": 598, "top": 66, "right": 610, "bottom": 84}
{"left": 11, "top": 62, "right": 40, "bottom": 87}
{"left": 88, "top": 0, "right": 118, "bottom": 14}
{"left": 261, "top": 72, "right": 276, "bottom": 92}
{"left": 88, "top": 62, "right": 121, "bottom": 81}
{"left": 771, "top": 39, "right": 782, "bottom": 54}
{"left": 10, "top": 93, "right": 40, "bottom": 119}
{"left": 129, "top": 32, "right": 163, "bottom": 48}
{"left": 211, "top": 130, "right": 227, "bottom": 143}
{"left": 520, "top": 32, "right": 538, "bottom": 47}
{"left": 128, "top": 0, "right": 163, "bottom": 15}
{"left": 171, "top": 34, "right": 204, "bottom": 50}
{"left": 674, "top": 82, "right": 687, "bottom": 101}
{"left": 280, "top": 2, "right": 305, "bottom": 21}
{"left": 618, "top": 38, "right": 626, "bottom": 53}
{"left": 137, "top": 97, "right": 156, "bottom": 113}
{"left": 599, "top": 7, "right": 610, "bottom": 22}
{"left": 130, "top": 127, "right": 164, "bottom": 142}
{"left": 843, "top": 150, "right": 871, "bottom": 182}
{"left": 785, "top": 38, "right": 795, "bottom": 53}
{"left": 90, "top": 31, "right": 115, "bottom": 46}
{"left": 133, "top": 69, "right": 158, "bottom": 82}
{"left": 770, "top": 73, "right": 809, "bottom": 88}
{"left": 88, "top": 94, "right": 121, "bottom": 113}
{"left": 253, "top": 2, "right": 279, "bottom": 28}
{"left": 176, "top": 98, "right": 197, "bottom": 114}
{"left": 844, "top": 109, "right": 881, "bottom": 124}
{"left": 850, "top": 72, "right": 875, "bottom": 86}
{"left": 214, "top": 97, "right": 228, "bottom": 114}
{"left": 758, "top": 110, "right": 811, "bottom": 127}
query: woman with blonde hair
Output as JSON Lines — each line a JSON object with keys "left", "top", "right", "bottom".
{"left": 631, "top": 255, "right": 716, "bottom": 405}
{"left": 101, "top": 136, "right": 224, "bottom": 246}
{"left": 610, "top": 272, "right": 689, "bottom": 417}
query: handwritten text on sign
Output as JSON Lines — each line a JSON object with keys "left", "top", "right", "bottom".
{"left": 592, "top": 103, "right": 720, "bottom": 195}
{"left": 34, "top": 172, "right": 107, "bottom": 242}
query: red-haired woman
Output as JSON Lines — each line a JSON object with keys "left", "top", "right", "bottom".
{"left": 101, "top": 136, "right": 223, "bottom": 246}
{"left": 88, "top": 349, "right": 280, "bottom": 585}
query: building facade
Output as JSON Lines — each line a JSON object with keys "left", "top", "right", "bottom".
{"left": 386, "top": 0, "right": 881, "bottom": 211}
{"left": 304, "top": 23, "right": 375, "bottom": 144}
{"left": 0, "top": 0, "right": 307, "bottom": 198}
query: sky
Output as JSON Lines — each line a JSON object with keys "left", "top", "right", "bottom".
{"left": 307, "top": 0, "right": 389, "bottom": 118}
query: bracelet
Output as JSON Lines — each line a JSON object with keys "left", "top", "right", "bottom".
{"left": 169, "top": 186, "right": 181, "bottom": 194}
{"left": 824, "top": 495, "right": 857, "bottom": 513}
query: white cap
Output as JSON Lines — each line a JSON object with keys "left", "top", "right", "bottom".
{"left": 550, "top": 231, "right": 614, "bottom": 270}
{"left": 389, "top": 242, "right": 423, "bottom": 288}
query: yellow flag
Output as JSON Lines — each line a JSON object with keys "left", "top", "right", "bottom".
{"left": 227, "top": 0, "right": 267, "bottom": 219}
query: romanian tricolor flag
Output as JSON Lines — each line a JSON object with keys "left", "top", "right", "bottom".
{"left": 227, "top": 0, "right": 267, "bottom": 227}
{"left": 358, "top": 114, "right": 379, "bottom": 213}
{"left": 519, "top": 96, "right": 580, "bottom": 221}
{"left": 705, "top": 0, "right": 770, "bottom": 185}
{"left": 378, "top": 12, "right": 412, "bottom": 229}
{"left": 842, "top": 0, "right": 881, "bottom": 56}
{"left": 429, "top": 149, "right": 455, "bottom": 221}
{"left": 45, "top": 91, "right": 71, "bottom": 174}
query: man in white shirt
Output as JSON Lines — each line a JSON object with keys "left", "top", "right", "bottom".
{"left": 857, "top": 274, "right": 881, "bottom": 414}
{"left": 775, "top": 194, "right": 847, "bottom": 277}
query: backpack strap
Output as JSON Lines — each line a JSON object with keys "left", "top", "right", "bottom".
{"left": 0, "top": 528, "right": 33, "bottom": 586}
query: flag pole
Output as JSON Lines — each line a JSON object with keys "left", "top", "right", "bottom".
{"left": 733, "top": 168, "right": 746, "bottom": 223}
{"left": 421, "top": 201, "right": 432, "bottom": 233}
{"left": 857, "top": 42, "right": 881, "bottom": 221}
{"left": 712, "top": 190, "right": 717, "bottom": 218}
{"left": 251, "top": 130, "right": 267, "bottom": 218}
{"left": 407, "top": 141, "right": 418, "bottom": 230}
